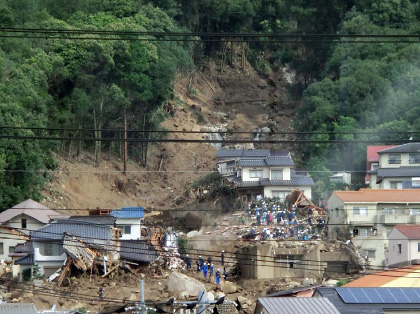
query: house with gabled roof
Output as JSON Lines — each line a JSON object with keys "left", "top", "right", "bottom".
{"left": 328, "top": 189, "right": 420, "bottom": 267}
{"left": 216, "top": 149, "right": 314, "bottom": 202}
{"left": 386, "top": 225, "right": 420, "bottom": 267}
{"left": 365, "top": 145, "right": 396, "bottom": 185}
{"left": 0, "top": 199, "right": 64, "bottom": 261}
{"left": 0, "top": 199, "right": 65, "bottom": 234}
{"left": 369, "top": 142, "right": 420, "bottom": 189}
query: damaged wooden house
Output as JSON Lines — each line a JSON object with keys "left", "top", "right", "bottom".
{"left": 14, "top": 214, "right": 157, "bottom": 282}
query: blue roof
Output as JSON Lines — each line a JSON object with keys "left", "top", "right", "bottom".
{"left": 110, "top": 206, "right": 144, "bottom": 219}
{"left": 337, "top": 287, "right": 420, "bottom": 304}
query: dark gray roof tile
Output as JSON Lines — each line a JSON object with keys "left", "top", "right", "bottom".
{"left": 377, "top": 166, "right": 420, "bottom": 177}
{"left": 378, "top": 143, "right": 420, "bottom": 154}
{"left": 69, "top": 215, "right": 116, "bottom": 226}
{"left": 30, "top": 220, "right": 114, "bottom": 244}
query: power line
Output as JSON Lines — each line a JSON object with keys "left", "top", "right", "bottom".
{"left": 2, "top": 125, "right": 419, "bottom": 135}
{"left": 0, "top": 134, "right": 416, "bottom": 144}
{"left": 1, "top": 27, "right": 420, "bottom": 40}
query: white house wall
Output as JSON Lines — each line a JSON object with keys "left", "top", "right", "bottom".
{"left": 379, "top": 153, "right": 414, "bottom": 168}
{"left": 241, "top": 167, "right": 270, "bottom": 181}
{"left": 263, "top": 186, "right": 312, "bottom": 200}
{"left": 6, "top": 215, "right": 45, "bottom": 234}
{"left": 0, "top": 230, "right": 26, "bottom": 261}
{"left": 33, "top": 241, "right": 66, "bottom": 275}
{"left": 115, "top": 218, "right": 141, "bottom": 240}
{"left": 386, "top": 229, "right": 409, "bottom": 267}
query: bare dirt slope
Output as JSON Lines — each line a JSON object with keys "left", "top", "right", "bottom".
{"left": 41, "top": 57, "right": 296, "bottom": 212}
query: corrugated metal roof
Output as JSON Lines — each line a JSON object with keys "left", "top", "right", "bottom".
{"left": 377, "top": 166, "right": 420, "bottom": 177}
{"left": 69, "top": 215, "right": 116, "bottom": 225}
{"left": 332, "top": 189, "right": 420, "bottom": 203}
{"left": 0, "top": 303, "right": 37, "bottom": 314}
{"left": 110, "top": 207, "right": 144, "bottom": 219}
{"left": 378, "top": 143, "right": 420, "bottom": 154}
{"left": 0, "top": 199, "right": 65, "bottom": 224}
{"left": 258, "top": 297, "right": 340, "bottom": 314}
{"left": 30, "top": 220, "right": 114, "bottom": 244}
{"left": 120, "top": 240, "right": 157, "bottom": 263}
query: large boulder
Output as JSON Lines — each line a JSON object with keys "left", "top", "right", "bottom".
{"left": 220, "top": 281, "right": 239, "bottom": 294}
{"left": 167, "top": 272, "right": 206, "bottom": 298}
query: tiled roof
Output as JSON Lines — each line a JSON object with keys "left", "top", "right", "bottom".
{"left": 69, "top": 215, "right": 116, "bottom": 225}
{"left": 265, "top": 156, "right": 294, "bottom": 166}
{"left": 110, "top": 207, "right": 144, "bottom": 219}
{"left": 376, "top": 166, "right": 420, "bottom": 177}
{"left": 236, "top": 176, "right": 314, "bottom": 187}
{"left": 217, "top": 149, "right": 269, "bottom": 158}
{"left": 216, "top": 149, "right": 289, "bottom": 158}
{"left": 14, "top": 241, "right": 33, "bottom": 253}
{"left": 0, "top": 199, "right": 64, "bottom": 224}
{"left": 0, "top": 303, "right": 37, "bottom": 314}
{"left": 395, "top": 225, "right": 420, "bottom": 239}
{"left": 258, "top": 297, "right": 339, "bottom": 314}
{"left": 367, "top": 145, "right": 396, "bottom": 162}
{"left": 31, "top": 220, "right": 115, "bottom": 244}
{"left": 238, "top": 159, "right": 266, "bottom": 167}
{"left": 332, "top": 189, "right": 420, "bottom": 203}
{"left": 379, "top": 143, "right": 420, "bottom": 154}
{"left": 344, "top": 265, "right": 420, "bottom": 287}
{"left": 15, "top": 254, "right": 34, "bottom": 265}
{"left": 120, "top": 240, "right": 157, "bottom": 263}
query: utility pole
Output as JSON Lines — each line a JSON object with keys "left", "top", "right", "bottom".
{"left": 123, "top": 110, "right": 128, "bottom": 175}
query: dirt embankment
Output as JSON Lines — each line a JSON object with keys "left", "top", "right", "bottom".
{"left": 41, "top": 55, "right": 297, "bottom": 213}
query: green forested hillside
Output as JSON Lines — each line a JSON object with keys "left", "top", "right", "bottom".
{"left": 1, "top": 0, "right": 420, "bottom": 207}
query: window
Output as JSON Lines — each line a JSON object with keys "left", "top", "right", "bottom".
{"left": 398, "top": 244, "right": 402, "bottom": 254}
{"left": 388, "top": 154, "right": 401, "bottom": 164}
{"left": 358, "top": 229, "right": 368, "bottom": 237}
{"left": 118, "top": 225, "right": 131, "bottom": 235}
{"left": 271, "top": 170, "right": 283, "bottom": 180}
{"left": 9, "top": 246, "right": 15, "bottom": 254}
{"left": 272, "top": 191, "right": 287, "bottom": 201}
{"left": 353, "top": 207, "right": 368, "bottom": 216}
{"left": 410, "top": 153, "right": 420, "bottom": 164}
{"left": 275, "top": 255, "right": 303, "bottom": 269}
{"left": 418, "top": 243, "right": 420, "bottom": 253}
{"left": 43, "top": 243, "right": 63, "bottom": 256}
{"left": 0, "top": 243, "right": 3, "bottom": 255}
{"left": 21, "top": 218, "right": 27, "bottom": 229}
{"left": 371, "top": 163, "right": 379, "bottom": 171}
{"left": 363, "top": 250, "right": 376, "bottom": 259}
{"left": 390, "top": 181, "right": 402, "bottom": 189}
{"left": 249, "top": 170, "right": 263, "bottom": 178}
{"left": 410, "top": 209, "right": 420, "bottom": 216}
{"left": 381, "top": 208, "right": 396, "bottom": 215}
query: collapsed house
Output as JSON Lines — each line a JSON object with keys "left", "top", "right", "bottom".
{"left": 237, "top": 240, "right": 364, "bottom": 281}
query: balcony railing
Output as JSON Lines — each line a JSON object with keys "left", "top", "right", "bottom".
{"left": 388, "top": 159, "right": 401, "bottom": 164}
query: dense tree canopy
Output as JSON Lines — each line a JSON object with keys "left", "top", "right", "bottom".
{"left": 2, "top": 0, "right": 420, "bottom": 206}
